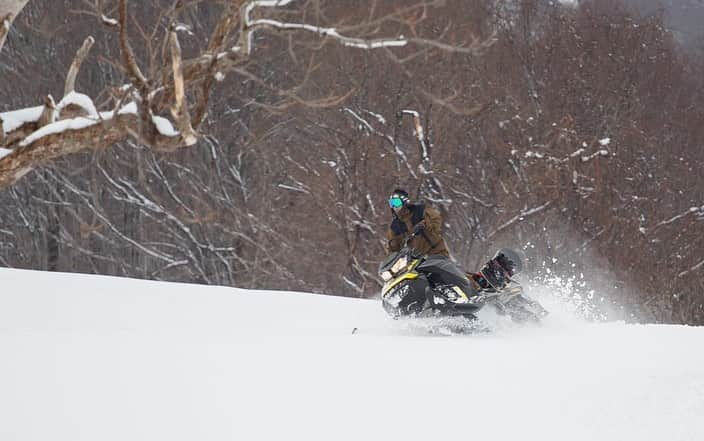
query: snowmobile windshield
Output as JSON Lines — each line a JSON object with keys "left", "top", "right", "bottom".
{"left": 379, "top": 247, "right": 418, "bottom": 275}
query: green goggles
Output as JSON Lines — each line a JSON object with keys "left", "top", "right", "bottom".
{"left": 389, "top": 196, "right": 404, "bottom": 209}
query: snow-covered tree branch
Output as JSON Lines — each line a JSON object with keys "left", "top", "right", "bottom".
{"left": 0, "top": 0, "right": 492, "bottom": 189}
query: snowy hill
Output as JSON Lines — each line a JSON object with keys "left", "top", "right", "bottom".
{"left": 1, "top": 268, "right": 703, "bottom": 441}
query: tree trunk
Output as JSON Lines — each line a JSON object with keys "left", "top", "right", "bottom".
{"left": 46, "top": 205, "right": 59, "bottom": 271}
{"left": 44, "top": 169, "right": 60, "bottom": 272}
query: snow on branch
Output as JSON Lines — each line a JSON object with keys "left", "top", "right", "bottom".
{"left": 488, "top": 201, "right": 553, "bottom": 239}
{"left": 241, "top": 0, "right": 493, "bottom": 56}
{"left": 450, "top": 188, "right": 494, "bottom": 208}
{"left": 15, "top": 103, "right": 181, "bottom": 148}
{"left": 0, "top": 103, "right": 182, "bottom": 188}
{"left": 0, "top": 106, "right": 44, "bottom": 134}
{"left": 400, "top": 110, "right": 429, "bottom": 161}
{"left": 101, "top": 14, "right": 118, "bottom": 27}
{"left": 277, "top": 183, "right": 310, "bottom": 194}
{"left": 678, "top": 259, "right": 704, "bottom": 278}
{"left": 241, "top": 0, "right": 488, "bottom": 57}
{"left": 522, "top": 147, "right": 609, "bottom": 164}
{"left": 649, "top": 205, "right": 704, "bottom": 233}
{"left": 581, "top": 149, "right": 609, "bottom": 163}
{"left": 57, "top": 91, "right": 99, "bottom": 118}
{"left": 340, "top": 107, "right": 419, "bottom": 180}
{"left": 151, "top": 115, "right": 179, "bottom": 137}
{"left": 246, "top": 18, "right": 408, "bottom": 53}
{"left": 20, "top": 116, "right": 102, "bottom": 147}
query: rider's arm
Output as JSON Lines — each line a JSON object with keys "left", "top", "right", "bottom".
{"left": 386, "top": 230, "right": 402, "bottom": 253}
{"left": 386, "top": 219, "right": 407, "bottom": 253}
{"left": 422, "top": 206, "right": 444, "bottom": 241}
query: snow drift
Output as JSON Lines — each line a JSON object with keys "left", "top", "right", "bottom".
{"left": 0, "top": 267, "right": 702, "bottom": 441}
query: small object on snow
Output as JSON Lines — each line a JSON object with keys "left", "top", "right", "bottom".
{"left": 351, "top": 327, "right": 358, "bottom": 335}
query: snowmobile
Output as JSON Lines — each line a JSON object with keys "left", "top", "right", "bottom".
{"left": 379, "top": 238, "right": 547, "bottom": 324}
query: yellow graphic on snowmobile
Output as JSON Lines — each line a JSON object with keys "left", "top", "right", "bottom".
{"left": 381, "top": 259, "right": 421, "bottom": 297}
{"left": 451, "top": 285, "right": 469, "bottom": 302}
{"left": 381, "top": 272, "right": 419, "bottom": 297}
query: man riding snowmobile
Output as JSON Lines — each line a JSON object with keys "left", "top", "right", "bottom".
{"left": 382, "top": 189, "right": 547, "bottom": 323}
{"left": 386, "top": 188, "right": 485, "bottom": 287}
{"left": 386, "top": 188, "right": 449, "bottom": 258}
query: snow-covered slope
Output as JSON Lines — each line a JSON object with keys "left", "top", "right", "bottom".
{"left": 1, "top": 267, "right": 703, "bottom": 441}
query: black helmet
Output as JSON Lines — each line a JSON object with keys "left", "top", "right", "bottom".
{"left": 493, "top": 248, "right": 523, "bottom": 277}
{"left": 389, "top": 188, "right": 410, "bottom": 209}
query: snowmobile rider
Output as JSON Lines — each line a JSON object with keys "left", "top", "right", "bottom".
{"left": 386, "top": 188, "right": 449, "bottom": 258}
{"left": 385, "top": 188, "right": 518, "bottom": 293}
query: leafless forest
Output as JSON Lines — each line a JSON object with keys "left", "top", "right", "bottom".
{"left": 1, "top": 0, "right": 703, "bottom": 324}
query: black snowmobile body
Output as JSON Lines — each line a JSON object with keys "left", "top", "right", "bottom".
{"left": 380, "top": 249, "right": 484, "bottom": 318}
{"left": 379, "top": 245, "right": 547, "bottom": 323}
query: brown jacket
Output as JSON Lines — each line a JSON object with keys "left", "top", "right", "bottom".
{"left": 386, "top": 202, "right": 449, "bottom": 257}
